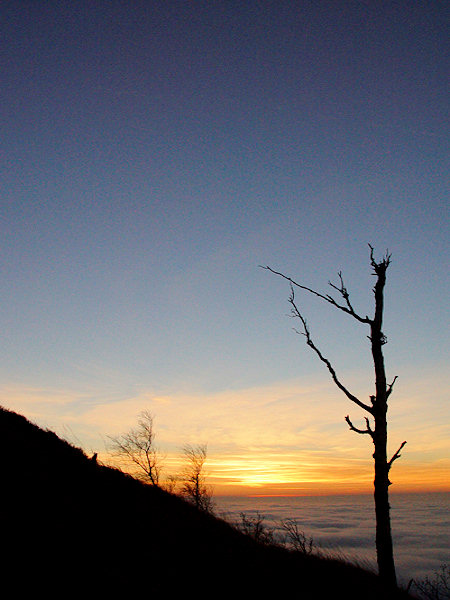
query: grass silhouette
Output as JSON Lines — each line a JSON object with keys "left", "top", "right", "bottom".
{"left": 1, "top": 406, "right": 414, "bottom": 598}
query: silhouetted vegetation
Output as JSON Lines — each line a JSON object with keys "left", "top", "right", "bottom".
{"left": 264, "top": 245, "right": 405, "bottom": 588}
{"left": 108, "top": 410, "right": 163, "bottom": 485}
{"left": 409, "top": 565, "right": 449, "bottom": 600}
{"left": 281, "top": 518, "right": 315, "bottom": 554}
{"left": 179, "top": 443, "right": 213, "bottom": 512}
{"left": 107, "top": 413, "right": 213, "bottom": 509}
{"left": 1, "top": 406, "right": 414, "bottom": 598}
{"left": 237, "top": 510, "right": 275, "bottom": 545}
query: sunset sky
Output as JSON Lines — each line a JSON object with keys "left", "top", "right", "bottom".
{"left": 1, "top": 1, "right": 448, "bottom": 496}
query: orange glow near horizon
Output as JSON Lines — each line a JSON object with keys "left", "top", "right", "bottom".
{"left": 100, "top": 443, "right": 449, "bottom": 497}
{"left": 118, "top": 450, "right": 449, "bottom": 498}
{"left": 198, "top": 448, "right": 450, "bottom": 497}
{"left": 207, "top": 476, "right": 450, "bottom": 497}
{"left": 3, "top": 371, "right": 449, "bottom": 500}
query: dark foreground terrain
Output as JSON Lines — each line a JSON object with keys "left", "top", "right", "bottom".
{"left": 1, "top": 406, "right": 412, "bottom": 598}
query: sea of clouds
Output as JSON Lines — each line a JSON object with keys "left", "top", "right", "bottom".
{"left": 214, "top": 492, "right": 449, "bottom": 585}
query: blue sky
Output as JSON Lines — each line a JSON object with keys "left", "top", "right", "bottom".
{"left": 1, "top": 1, "right": 448, "bottom": 494}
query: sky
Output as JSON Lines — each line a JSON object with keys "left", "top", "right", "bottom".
{"left": 1, "top": 1, "right": 448, "bottom": 496}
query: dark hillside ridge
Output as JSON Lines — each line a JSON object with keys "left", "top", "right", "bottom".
{"left": 1, "top": 407, "right": 412, "bottom": 598}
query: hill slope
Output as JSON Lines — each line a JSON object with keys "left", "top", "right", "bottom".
{"left": 1, "top": 407, "right": 412, "bottom": 598}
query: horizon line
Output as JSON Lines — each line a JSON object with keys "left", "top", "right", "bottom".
{"left": 213, "top": 489, "right": 450, "bottom": 499}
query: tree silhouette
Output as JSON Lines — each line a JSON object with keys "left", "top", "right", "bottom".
{"left": 238, "top": 511, "right": 275, "bottom": 545}
{"left": 108, "top": 410, "right": 162, "bottom": 486}
{"left": 180, "top": 444, "right": 213, "bottom": 513}
{"left": 281, "top": 518, "right": 315, "bottom": 555}
{"left": 263, "top": 245, "right": 406, "bottom": 588}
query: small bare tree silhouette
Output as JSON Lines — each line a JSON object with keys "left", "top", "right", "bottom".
{"left": 180, "top": 444, "right": 213, "bottom": 512}
{"left": 108, "top": 411, "right": 162, "bottom": 486}
{"left": 238, "top": 511, "right": 275, "bottom": 545}
{"left": 281, "top": 518, "right": 314, "bottom": 554}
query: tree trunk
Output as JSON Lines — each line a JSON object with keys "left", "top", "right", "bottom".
{"left": 371, "top": 261, "right": 397, "bottom": 588}
{"left": 373, "top": 414, "right": 397, "bottom": 587}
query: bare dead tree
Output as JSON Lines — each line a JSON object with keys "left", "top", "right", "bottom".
{"left": 281, "top": 518, "right": 315, "bottom": 554}
{"left": 263, "top": 245, "right": 406, "bottom": 588}
{"left": 180, "top": 444, "right": 213, "bottom": 513}
{"left": 410, "top": 564, "right": 449, "bottom": 600}
{"left": 238, "top": 511, "right": 275, "bottom": 545}
{"left": 108, "top": 410, "right": 162, "bottom": 486}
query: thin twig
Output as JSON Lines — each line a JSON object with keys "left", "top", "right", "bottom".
{"left": 261, "top": 265, "right": 371, "bottom": 324}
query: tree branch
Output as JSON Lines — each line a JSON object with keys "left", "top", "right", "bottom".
{"left": 388, "top": 441, "right": 407, "bottom": 471}
{"left": 327, "top": 270, "right": 360, "bottom": 317}
{"left": 288, "top": 285, "right": 373, "bottom": 414}
{"left": 261, "top": 265, "right": 371, "bottom": 324}
{"left": 345, "top": 415, "right": 374, "bottom": 437}
{"left": 386, "top": 376, "right": 398, "bottom": 399}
